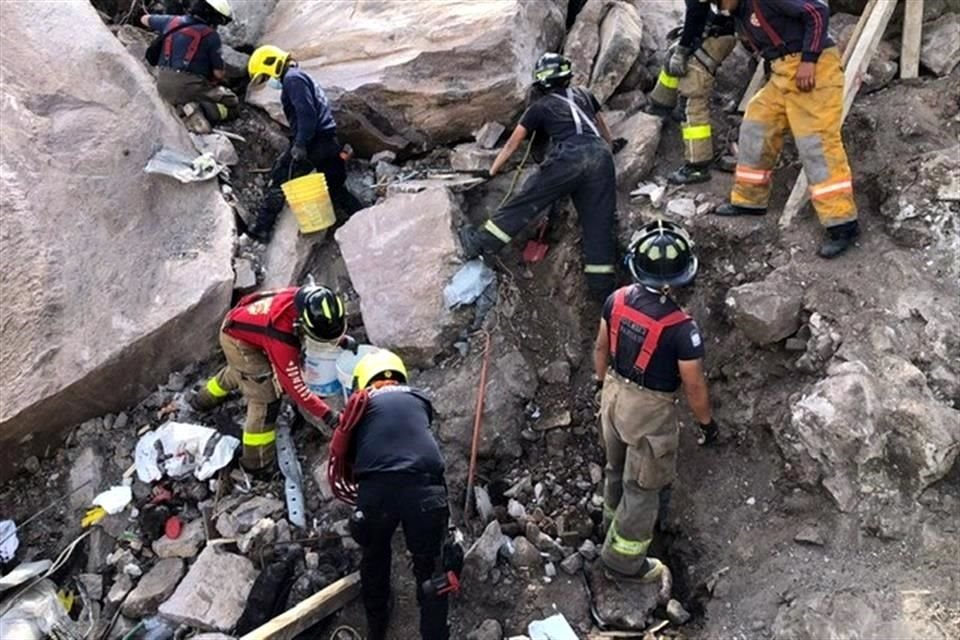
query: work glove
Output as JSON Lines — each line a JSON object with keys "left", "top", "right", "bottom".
{"left": 611, "top": 138, "right": 628, "bottom": 154}
{"left": 290, "top": 144, "right": 307, "bottom": 163}
{"left": 338, "top": 334, "right": 359, "bottom": 354}
{"left": 697, "top": 420, "right": 720, "bottom": 446}
{"left": 666, "top": 46, "right": 691, "bottom": 77}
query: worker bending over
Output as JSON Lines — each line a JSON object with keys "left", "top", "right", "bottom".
{"left": 713, "top": 0, "right": 860, "bottom": 258}
{"left": 593, "top": 220, "right": 719, "bottom": 582}
{"left": 460, "top": 52, "right": 619, "bottom": 299}
{"left": 191, "top": 285, "right": 348, "bottom": 471}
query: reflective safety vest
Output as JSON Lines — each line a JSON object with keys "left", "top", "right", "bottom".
{"left": 161, "top": 16, "right": 214, "bottom": 67}
{"left": 609, "top": 287, "right": 690, "bottom": 373}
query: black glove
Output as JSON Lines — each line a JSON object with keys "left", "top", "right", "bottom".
{"left": 323, "top": 409, "right": 341, "bottom": 430}
{"left": 697, "top": 420, "right": 719, "bottom": 446}
{"left": 338, "top": 334, "right": 359, "bottom": 354}
{"left": 290, "top": 144, "right": 307, "bottom": 163}
{"left": 611, "top": 138, "right": 628, "bottom": 154}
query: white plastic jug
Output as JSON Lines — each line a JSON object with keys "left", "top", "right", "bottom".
{"left": 336, "top": 344, "right": 380, "bottom": 399}
{"left": 302, "top": 338, "right": 342, "bottom": 397}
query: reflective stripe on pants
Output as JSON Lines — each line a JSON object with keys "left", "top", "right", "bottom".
{"left": 677, "top": 35, "right": 737, "bottom": 165}
{"left": 731, "top": 48, "right": 857, "bottom": 226}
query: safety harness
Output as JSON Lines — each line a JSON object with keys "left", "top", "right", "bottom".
{"left": 551, "top": 88, "right": 600, "bottom": 137}
{"left": 223, "top": 290, "right": 301, "bottom": 348}
{"left": 609, "top": 287, "right": 690, "bottom": 374}
{"left": 327, "top": 389, "right": 369, "bottom": 505}
{"left": 742, "top": 0, "right": 790, "bottom": 60}
{"left": 161, "top": 16, "right": 214, "bottom": 67}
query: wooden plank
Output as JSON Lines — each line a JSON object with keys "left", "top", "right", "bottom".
{"left": 240, "top": 572, "right": 361, "bottom": 640}
{"left": 843, "top": 0, "right": 879, "bottom": 67}
{"left": 900, "top": 0, "right": 924, "bottom": 79}
{"left": 738, "top": 64, "right": 767, "bottom": 112}
{"left": 779, "top": 1, "right": 897, "bottom": 228}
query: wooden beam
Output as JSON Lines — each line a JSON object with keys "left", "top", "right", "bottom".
{"left": 779, "top": 0, "right": 897, "bottom": 228}
{"left": 240, "top": 572, "right": 361, "bottom": 640}
{"left": 900, "top": 0, "right": 924, "bottom": 79}
{"left": 843, "top": 0, "right": 879, "bottom": 67}
{"left": 738, "top": 64, "right": 767, "bottom": 112}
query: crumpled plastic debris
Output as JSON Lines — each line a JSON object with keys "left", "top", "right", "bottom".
{"left": 135, "top": 422, "right": 240, "bottom": 483}
{"left": 190, "top": 132, "right": 239, "bottom": 166}
{"left": 0, "top": 520, "right": 18, "bottom": 562}
{"left": 92, "top": 485, "right": 133, "bottom": 515}
{"left": 528, "top": 613, "right": 578, "bottom": 640}
{"left": 0, "top": 561, "right": 52, "bottom": 594}
{"left": 144, "top": 147, "right": 223, "bottom": 183}
{"left": 444, "top": 259, "right": 496, "bottom": 309}
{"left": 0, "top": 579, "right": 76, "bottom": 639}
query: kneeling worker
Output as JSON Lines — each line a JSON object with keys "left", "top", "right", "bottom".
{"left": 593, "top": 220, "right": 719, "bottom": 582}
{"left": 329, "top": 350, "right": 451, "bottom": 640}
{"left": 191, "top": 285, "right": 346, "bottom": 470}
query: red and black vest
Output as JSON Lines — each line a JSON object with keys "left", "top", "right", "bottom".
{"left": 608, "top": 287, "right": 690, "bottom": 374}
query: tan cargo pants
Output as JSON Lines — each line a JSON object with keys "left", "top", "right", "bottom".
{"left": 598, "top": 371, "right": 679, "bottom": 576}
{"left": 199, "top": 325, "right": 280, "bottom": 470}
{"left": 156, "top": 67, "right": 239, "bottom": 122}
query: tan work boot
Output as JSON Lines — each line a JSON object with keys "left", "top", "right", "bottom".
{"left": 604, "top": 557, "right": 666, "bottom": 584}
{"left": 182, "top": 102, "right": 212, "bottom": 134}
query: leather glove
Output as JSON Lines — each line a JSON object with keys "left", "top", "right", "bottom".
{"left": 323, "top": 409, "right": 341, "bottom": 430}
{"left": 338, "top": 334, "right": 359, "bottom": 354}
{"left": 290, "top": 144, "right": 307, "bottom": 163}
{"left": 697, "top": 420, "right": 720, "bottom": 446}
{"left": 666, "top": 45, "right": 691, "bottom": 77}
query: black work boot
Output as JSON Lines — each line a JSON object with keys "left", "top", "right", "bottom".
{"left": 644, "top": 101, "right": 675, "bottom": 118}
{"left": 459, "top": 225, "right": 487, "bottom": 260}
{"left": 818, "top": 220, "right": 860, "bottom": 259}
{"left": 713, "top": 203, "right": 768, "bottom": 217}
{"left": 668, "top": 163, "right": 711, "bottom": 185}
{"left": 714, "top": 154, "right": 737, "bottom": 173}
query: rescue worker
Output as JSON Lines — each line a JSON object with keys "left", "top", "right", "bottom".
{"left": 713, "top": 0, "right": 859, "bottom": 258}
{"left": 459, "top": 52, "right": 618, "bottom": 299}
{"left": 141, "top": 0, "right": 239, "bottom": 126}
{"left": 648, "top": 0, "right": 738, "bottom": 184}
{"left": 343, "top": 351, "right": 450, "bottom": 640}
{"left": 191, "top": 285, "right": 346, "bottom": 471}
{"left": 245, "top": 46, "right": 362, "bottom": 243}
{"left": 593, "top": 220, "right": 719, "bottom": 582}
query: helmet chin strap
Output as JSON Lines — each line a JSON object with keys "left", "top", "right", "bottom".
{"left": 643, "top": 284, "right": 672, "bottom": 303}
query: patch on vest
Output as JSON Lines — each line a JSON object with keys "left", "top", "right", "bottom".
{"left": 691, "top": 331, "right": 702, "bottom": 348}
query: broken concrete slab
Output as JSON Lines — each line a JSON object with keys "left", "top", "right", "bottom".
{"left": 121, "top": 558, "right": 184, "bottom": 618}
{"left": 152, "top": 518, "right": 206, "bottom": 559}
{"left": 336, "top": 188, "right": 467, "bottom": 367}
{"left": 473, "top": 122, "right": 506, "bottom": 149}
{"left": 158, "top": 546, "right": 259, "bottom": 632}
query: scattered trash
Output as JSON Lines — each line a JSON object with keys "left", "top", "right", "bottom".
{"left": 444, "top": 260, "right": 496, "bottom": 309}
{"left": 81, "top": 506, "right": 107, "bottom": 528}
{"left": 190, "top": 132, "right": 239, "bottom": 166}
{"left": 630, "top": 181, "right": 666, "bottom": 207}
{"left": 0, "top": 561, "right": 53, "bottom": 593}
{"left": 0, "top": 520, "right": 18, "bottom": 562}
{"left": 0, "top": 578, "right": 88, "bottom": 640}
{"left": 666, "top": 197, "right": 697, "bottom": 218}
{"left": 93, "top": 485, "right": 134, "bottom": 515}
{"left": 164, "top": 516, "right": 183, "bottom": 541}
{"left": 134, "top": 422, "right": 240, "bottom": 483}
{"left": 144, "top": 147, "right": 223, "bottom": 183}
{"left": 528, "top": 613, "right": 578, "bottom": 640}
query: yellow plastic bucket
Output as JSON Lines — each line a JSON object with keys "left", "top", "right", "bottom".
{"left": 281, "top": 172, "right": 335, "bottom": 234}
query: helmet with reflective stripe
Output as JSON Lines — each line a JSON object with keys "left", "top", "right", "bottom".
{"left": 190, "top": 0, "right": 233, "bottom": 25}
{"left": 248, "top": 45, "right": 290, "bottom": 84}
{"left": 353, "top": 349, "right": 408, "bottom": 390}
{"left": 626, "top": 219, "right": 698, "bottom": 289}
{"left": 294, "top": 285, "right": 346, "bottom": 341}
{"left": 533, "top": 52, "right": 573, "bottom": 89}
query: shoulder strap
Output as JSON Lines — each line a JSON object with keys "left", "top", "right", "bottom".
{"left": 161, "top": 17, "right": 213, "bottom": 64}
{"left": 161, "top": 17, "right": 194, "bottom": 58}
{"left": 609, "top": 287, "right": 691, "bottom": 374}
{"left": 751, "top": 0, "right": 789, "bottom": 56}
{"left": 608, "top": 287, "right": 629, "bottom": 357}
{"left": 550, "top": 88, "right": 600, "bottom": 137}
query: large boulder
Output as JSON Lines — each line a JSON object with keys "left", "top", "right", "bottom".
{"left": 726, "top": 270, "right": 804, "bottom": 345}
{"left": 611, "top": 111, "right": 662, "bottom": 189}
{"left": 590, "top": 2, "right": 644, "bottom": 103}
{"left": 334, "top": 188, "right": 466, "bottom": 367}
{"left": 0, "top": 1, "right": 234, "bottom": 479}
{"left": 219, "top": 0, "right": 278, "bottom": 49}
{"left": 249, "top": 0, "right": 566, "bottom": 156}
{"left": 920, "top": 13, "right": 960, "bottom": 77}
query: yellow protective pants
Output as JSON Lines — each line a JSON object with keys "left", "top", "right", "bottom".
{"left": 732, "top": 47, "right": 857, "bottom": 227}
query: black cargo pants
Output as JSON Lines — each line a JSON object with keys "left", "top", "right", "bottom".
{"left": 475, "top": 136, "right": 617, "bottom": 296}
{"left": 354, "top": 475, "right": 450, "bottom": 640}
{"left": 251, "top": 132, "right": 363, "bottom": 239}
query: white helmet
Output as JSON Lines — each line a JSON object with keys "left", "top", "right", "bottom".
{"left": 192, "top": 0, "right": 233, "bottom": 25}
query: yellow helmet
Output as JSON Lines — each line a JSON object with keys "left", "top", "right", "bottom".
{"left": 353, "top": 349, "right": 408, "bottom": 390}
{"left": 248, "top": 45, "right": 290, "bottom": 84}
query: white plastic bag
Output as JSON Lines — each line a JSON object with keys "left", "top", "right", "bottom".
{"left": 135, "top": 422, "right": 239, "bottom": 483}
{"left": 444, "top": 259, "right": 496, "bottom": 309}
{"left": 92, "top": 486, "right": 133, "bottom": 515}
{"left": 528, "top": 613, "right": 579, "bottom": 640}
{"left": 0, "top": 520, "right": 18, "bottom": 563}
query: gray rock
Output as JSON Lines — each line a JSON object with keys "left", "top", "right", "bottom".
{"left": 77, "top": 573, "right": 104, "bottom": 601}
{"left": 667, "top": 598, "right": 691, "bottom": 625}
{"left": 232, "top": 257, "right": 258, "bottom": 292}
{"left": 106, "top": 573, "right": 134, "bottom": 607}
{"left": 87, "top": 527, "right": 116, "bottom": 573}
{"left": 215, "top": 496, "right": 284, "bottom": 538}
{"left": 920, "top": 13, "right": 960, "bottom": 76}
{"left": 311, "top": 459, "right": 335, "bottom": 502}
{"left": 612, "top": 111, "right": 662, "bottom": 190}
{"left": 467, "top": 618, "right": 503, "bottom": 640}
{"left": 474, "top": 485, "right": 495, "bottom": 524}
{"left": 504, "top": 476, "right": 533, "bottom": 499}
{"left": 449, "top": 143, "right": 502, "bottom": 173}
{"left": 121, "top": 558, "right": 185, "bottom": 618}
{"left": 259, "top": 205, "right": 330, "bottom": 290}
{"left": 370, "top": 150, "right": 397, "bottom": 164}
{"left": 544, "top": 562, "right": 557, "bottom": 578}
{"left": 69, "top": 447, "right": 103, "bottom": 511}
{"left": 335, "top": 188, "right": 466, "bottom": 367}
{"left": 666, "top": 197, "right": 697, "bottom": 219}
{"left": 23, "top": 455, "right": 40, "bottom": 474}
{"left": 772, "top": 589, "right": 886, "bottom": 640}
{"left": 560, "top": 552, "right": 583, "bottom": 575}
{"left": 590, "top": 2, "right": 643, "bottom": 103}
{"left": 564, "top": 0, "right": 609, "bottom": 88}
{"left": 464, "top": 520, "right": 508, "bottom": 581}
{"left": 794, "top": 525, "right": 825, "bottom": 546}
{"left": 524, "top": 522, "right": 566, "bottom": 561}
{"left": 507, "top": 499, "right": 527, "bottom": 521}
{"left": 473, "top": 122, "right": 506, "bottom": 149}
{"left": 219, "top": 0, "right": 278, "bottom": 49}
{"left": 510, "top": 537, "right": 542, "bottom": 569}
{"left": 158, "top": 547, "right": 259, "bottom": 632}
{"left": 726, "top": 274, "right": 803, "bottom": 345}
{"left": 192, "top": 635, "right": 236, "bottom": 640}
{"left": 220, "top": 45, "right": 250, "bottom": 82}
{"left": 538, "top": 360, "right": 571, "bottom": 385}
{"left": 589, "top": 563, "right": 661, "bottom": 630}
{"left": 237, "top": 518, "right": 277, "bottom": 555}
{"left": 578, "top": 539, "right": 598, "bottom": 561}
{"left": 152, "top": 518, "right": 206, "bottom": 559}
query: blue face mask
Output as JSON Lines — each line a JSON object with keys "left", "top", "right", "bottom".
{"left": 267, "top": 77, "right": 282, "bottom": 90}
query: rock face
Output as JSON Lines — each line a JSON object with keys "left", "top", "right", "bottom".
{"left": 335, "top": 188, "right": 466, "bottom": 367}
{"left": 251, "top": 0, "right": 566, "bottom": 156}
{"left": 121, "top": 558, "right": 184, "bottom": 618}
{"left": 220, "top": 0, "right": 278, "bottom": 49}
{"left": 772, "top": 589, "right": 886, "bottom": 640}
{"left": 590, "top": 2, "right": 644, "bottom": 103}
{"left": 0, "top": 1, "right": 234, "bottom": 478}
{"left": 777, "top": 359, "right": 960, "bottom": 513}
{"left": 920, "top": 13, "right": 960, "bottom": 76}
{"left": 726, "top": 272, "right": 804, "bottom": 345}
{"left": 463, "top": 520, "right": 508, "bottom": 582}
{"left": 611, "top": 111, "right": 662, "bottom": 190}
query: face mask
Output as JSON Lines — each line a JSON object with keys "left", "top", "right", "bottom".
{"left": 267, "top": 77, "right": 282, "bottom": 90}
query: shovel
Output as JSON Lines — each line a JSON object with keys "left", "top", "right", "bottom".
{"left": 522, "top": 221, "right": 549, "bottom": 263}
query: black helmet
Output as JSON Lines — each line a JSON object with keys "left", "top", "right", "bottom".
{"left": 533, "top": 52, "right": 573, "bottom": 89}
{"left": 626, "top": 220, "right": 699, "bottom": 290}
{"left": 294, "top": 285, "right": 346, "bottom": 341}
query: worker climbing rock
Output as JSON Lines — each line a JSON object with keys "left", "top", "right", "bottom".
{"left": 459, "top": 52, "right": 619, "bottom": 299}
{"left": 648, "top": 0, "right": 738, "bottom": 184}
{"left": 713, "top": 0, "right": 860, "bottom": 258}
{"left": 142, "top": 0, "right": 239, "bottom": 129}
{"left": 245, "top": 45, "right": 362, "bottom": 243}
{"left": 327, "top": 351, "right": 452, "bottom": 640}
{"left": 593, "top": 220, "right": 719, "bottom": 582}
{"left": 191, "top": 285, "right": 348, "bottom": 471}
